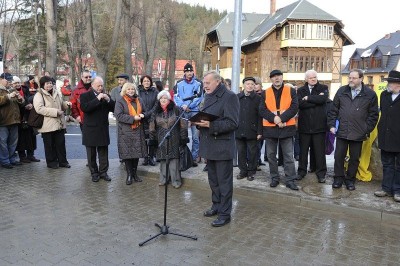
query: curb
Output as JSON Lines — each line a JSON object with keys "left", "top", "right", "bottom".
{"left": 138, "top": 169, "right": 400, "bottom": 227}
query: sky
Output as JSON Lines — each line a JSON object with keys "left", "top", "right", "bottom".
{"left": 176, "top": 0, "right": 400, "bottom": 62}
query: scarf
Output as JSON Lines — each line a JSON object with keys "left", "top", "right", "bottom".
{"left": 123, "top": 95, "right": 142, "bottom": 129}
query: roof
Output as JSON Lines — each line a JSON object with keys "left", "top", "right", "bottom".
{"left": 342, "top": 31, "right": 400, "bottom": 74}
{"left": 242, "top": 0, "right": 352, "bottom": 47}
{"left": 207, "top": 12, "right": 268, "bottom": 47}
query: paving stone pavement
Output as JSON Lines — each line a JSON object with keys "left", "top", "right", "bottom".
{"left": 1, "top": 159, "right": 400, "bottom": 265}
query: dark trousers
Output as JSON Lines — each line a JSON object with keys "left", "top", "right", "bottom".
{"left": 298, "top": 132, "right": 327, "bottom": 178}
{"left": 207, "top": 159, "right": 233, "bottom": 220}
{"left": 42, "top": 130, "right": 68, "bottom": 167}
{"left": 236, "top": 138, "right": 258, "bottom": 176}
{"left": 86, "top": 146, "right": 109, "bottom": 177}
{"left": 380, "top": 150, "right": 400, "bottom": 195}
{"left": 334, "top": 138, "right": 362, "bottom": 181}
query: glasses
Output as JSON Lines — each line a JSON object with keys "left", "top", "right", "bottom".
{"left": 83, "top": 76, "right": 92, "bottom": 79}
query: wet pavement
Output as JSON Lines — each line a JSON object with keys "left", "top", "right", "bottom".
{"left": 1, "top": 158, "right": 400, "bottom": 265}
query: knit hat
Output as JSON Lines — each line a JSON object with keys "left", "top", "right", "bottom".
{"left": 0, "top": 73, "right": 13, "bottom": 81}
{"left": 12, "top": 76, "right": 21, "bottom": 83}
{"left": 242, "top": 76, "right": 255, "bottom": 84}
{"left": 28, "top": 75, "right": 35, "bottom": 81}
{"left": 184, "top": 63, "right": 194, "bottom": 72}
{"left": 157, "top": 90, "right": 171, "bottom": 100}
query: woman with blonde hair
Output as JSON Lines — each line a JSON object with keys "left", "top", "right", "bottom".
{"left": 114, "top": 82, "right": 148, "bottom": 185}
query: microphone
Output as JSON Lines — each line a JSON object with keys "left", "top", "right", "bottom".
{"left": 182, "top": 91, "right": 200, "bottom": 101}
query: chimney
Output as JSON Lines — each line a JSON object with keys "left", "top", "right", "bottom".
{"left": 270, "top": 0, "right": 276, "bottom": 15}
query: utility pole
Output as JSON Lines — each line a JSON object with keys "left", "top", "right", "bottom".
{"left": 231, "top": 0, "right": 242, "bottom": 94}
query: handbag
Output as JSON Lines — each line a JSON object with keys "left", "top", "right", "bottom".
{"left": 179, "top": 145, "right": 193, "bottom": 172}
{"left": 27, "top": 93, "right": 45, "bottom": 128}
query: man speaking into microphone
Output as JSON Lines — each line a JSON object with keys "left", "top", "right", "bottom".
{"left": 174, "top": 63, "right": 203, "bottom": 166}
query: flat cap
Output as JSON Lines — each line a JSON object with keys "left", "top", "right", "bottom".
{"left": 242, "top": 76, "right": 256, "bottom": 84}
{"left": 269, "top": 69, "right": 283, "bottom": 78}
{"left": 116, "top": 73, "right": 129, "bottom": 80}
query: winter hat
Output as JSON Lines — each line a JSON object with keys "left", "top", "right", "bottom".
{"left": 12, "top": 76, "right": 21, "bottom": 83}
{"left": 184, "top": 63, "right": 194, "bottom": 72}
{"left": 157, "top": 90, "right": 171, "bottom": 101}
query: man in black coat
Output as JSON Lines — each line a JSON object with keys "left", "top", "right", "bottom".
{"left": 194, "top": 70, "right": 239, "bottom": 227}
{"left": 80, "top": 76, "right": 115, "bottom": 182}
{"left": 236, "top": 76, "right": 262, "bottom": 181}
{"left": 297, "top": 70, "right": 329, "bottom": 183}
{"left": 375, "top": 70, "right": 400, "bottom": 202}
{"left": 327, "top": 69, "right": 378, "bottom": 190}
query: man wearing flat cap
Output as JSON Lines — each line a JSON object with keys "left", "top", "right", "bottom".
{"left": 375, "top": 70, "right": 400, "bottom": 202}
{"left": 110, "top": 73, "right": 129, "bottom": 102}
{"left": 259, "top": 69, "right": 299, "bottom": 190}
{"left": 235, "top": 76, "right": 262, "bottom": 181}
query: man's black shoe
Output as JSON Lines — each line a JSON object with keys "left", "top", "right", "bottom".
{"left": 101, "top": 174, "right": 111, "bottom": 182}
{"left": 11, "top": 161, "right": 22, "bottom": 166}
{"left": 247, "top": 176, "right": 254, "bottom": 181}
{"left": 2, "top": 164, "right": 13, "bottom": 169}
{"left": 296, "top": 174, "right": 305, "bottom": 181}
{"left": 317, "top": 177, "right": 326, "bottom": 183}
{"left": 236, "top": 174, "right": 246, "bottom": 180}
{"left": 286, "top": 182, "right": 299, "bottom": 190}
{"left": 92, "top": 175, "right": 100, "bottom": 182}
{"left": 192, "top": 162, "right": 198, "bottom": 167}
{"left": 345, "top": 180, "right": 355, "bottom": 191}
{"left": 211, "top": 217, "right": 231, "bottom": 227}
{"left": 203, "top": 165, "right": 208, "bottom": 171}
{"left": 203, "top": 209, "right": 218, "bottom": 217}
{"left": 259, "top": 162, "right": 266, "bottom": 166}
{"left": 270, "top": 180, "right": 279, "bottom": 187}
{"left": 59, "top": 163, "right": 71, "bottom": 168}
{"left": 332, "top": 178, "right": 343, "bottom": 189}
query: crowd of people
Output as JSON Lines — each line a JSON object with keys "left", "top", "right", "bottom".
{"left": 1, "top": 65, "right": 400, "bottom": 228}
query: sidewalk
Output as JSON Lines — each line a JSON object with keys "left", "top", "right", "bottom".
{"left": 139, "top": 156, "right": 400, "bottom": 226}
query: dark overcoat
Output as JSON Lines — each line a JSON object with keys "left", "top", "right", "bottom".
{"left": 327, "top": 83, "right": 378, "bottom": 141}
{"left": 149, "top": 101, "right": 188, "bottom": 160}
{"left": 297, "top": 82, "right": 329, "bottom": 134}
{"left": 114, "top": 97, "right": 148, "bottom": 159}
{"left": 235, "top": 91, "right": 262, "bottom": 140}
{"left": 378, "top": 90, "right": 400, "bottom": 152}
{"left": 80, "top": 89, "right": 115, "bottom": 147}
{"left": 198, "top": 83, "right": 239, "bottom": 160}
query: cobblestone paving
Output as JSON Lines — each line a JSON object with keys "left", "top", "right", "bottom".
{"left": 1, "top": 160, "right": 400, "bottom": 265}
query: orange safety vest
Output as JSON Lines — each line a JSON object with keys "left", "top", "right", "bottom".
{"left": 263, "top": 85, "right": 296, "bottom": 127}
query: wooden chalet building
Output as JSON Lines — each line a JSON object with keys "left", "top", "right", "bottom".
{"left": 205, "top": 0, "right": 353, "bottom": 95}
{"left": 341, "top": 30, "right": 400, "bottom": 90}
{"left": 205, "top": 12, "right": 267, "bottom": 82}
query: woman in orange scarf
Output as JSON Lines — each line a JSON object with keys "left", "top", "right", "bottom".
{"left": 114, "top": 83, "right": 148, "bottom": 185}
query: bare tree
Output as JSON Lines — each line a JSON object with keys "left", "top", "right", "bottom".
{"left": 62, "top": 0, "right": 86, "bottom": 84}
{"left": 84, "top": 0, "right": 122, "bottom": 81}
{"left": 137, "top": 0, "right": 161, "bottom": 75}
{"left": 122, "top": 0, "right": 139, "bottom": 81}
{"left": 45, "top": 0, "right": 57, "bottom": 76}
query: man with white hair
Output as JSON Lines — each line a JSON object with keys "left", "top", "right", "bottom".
{"left": 0, "top": 73, "right": 25, "bottom": 168}
{"left": 80, "top": 76, "right": 115, "bottom": 182}
{"left": 296, "top": 70, "right": 329, "bottom": 183}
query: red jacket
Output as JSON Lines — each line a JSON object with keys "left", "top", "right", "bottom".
{"left": 70, "top": 80, "right": 91, "bottom": 123}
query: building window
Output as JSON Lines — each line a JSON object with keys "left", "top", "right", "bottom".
{"left": 284, "top": 25, "right": 289, "bottom": 39}
{"left": 380, "top": 75, "right": 385, "bottom": 82}
{"left": 367, "top": 76, "right": 373, "bottom": 85}
{"left": 254, "top": 57, "right": 258, "bottom": 73}
{"left": 301, "top": 24, "right": 306, "bottom": 39}
{"left": 316, "top": 24, "right": 333, "bottom": 40}
{"left": 296, "top": 24, "right": 301, "bottom": 39}
{"left": 290, "top": 25, "right": 295, "bottom": 39}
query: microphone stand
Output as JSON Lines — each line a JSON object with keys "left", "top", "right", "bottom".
{"left": 139, "top": 99, "right": 198, "bottom": 246}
